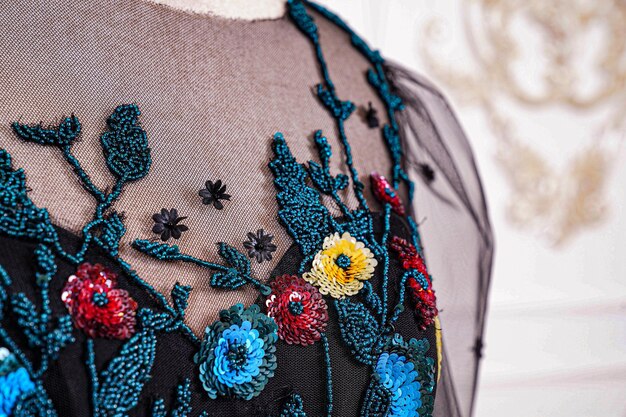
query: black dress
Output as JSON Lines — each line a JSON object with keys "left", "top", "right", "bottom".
{"left": 0, "top": 1, "right": 493, "bottom": 416}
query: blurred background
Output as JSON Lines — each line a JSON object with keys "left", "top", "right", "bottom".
{"left": 316, "top": 1, "right": 626, "bottom": 415}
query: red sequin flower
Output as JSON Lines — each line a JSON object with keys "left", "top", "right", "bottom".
{"left": 390, "top": 237, "right": 438, "bottom": 331}
{"left": 61, "top": 263, "right": 138, "bottom": 340}
{"left": 370, "top": 172, "right": 405, "bottom": 216}
{"left": 265, "top": 275, "right": 328, "bottom": 346}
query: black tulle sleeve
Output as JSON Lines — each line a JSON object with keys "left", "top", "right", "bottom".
{"left": 386, "top": 61, "right": 494, "bottom": 417}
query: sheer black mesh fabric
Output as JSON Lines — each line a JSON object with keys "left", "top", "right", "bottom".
{"left": 386, "top": 61, "right": 494, "bottom": 417}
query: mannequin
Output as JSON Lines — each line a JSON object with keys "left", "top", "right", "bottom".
{"left": 150, "top": 0, "right": 286, "bottom": 20}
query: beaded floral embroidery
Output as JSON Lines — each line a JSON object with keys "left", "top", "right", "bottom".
{"left": 1, "top": 104, "right": 206, "bottom": 416}
{"left": 303, "top": 232, "right": 378, "bottom": 299}
{"left": 61, "top": 263, "right": 138, "bottom": 340}
{"left": 0, "top": 0, "right": 443, "bottom": 415}
{"left": 194, "top": 304, "right": 278, "bottom": 400}
{"left": 266, "top": 275, "right": 328, "bottom": 346}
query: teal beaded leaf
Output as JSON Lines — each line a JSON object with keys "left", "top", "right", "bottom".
{"left": 171, "top": 283, "right": 192, "bottom": 317}
{"left": 0, "top": 266, "right": 10, "bottom": 314}
{"left": 336, "top": 209, "right": 376, "bottom": 250}
{"left": 10, "top": 293, "right": 40, "bottom": 343}
{"left": 360, "top": 380, "right": 392, "bottom": 417}
{"left": 34, "top": 244, "right": 56, "bottom": 276}
{"left": 131, "top": 240, "right": 182, "bottom": 259}
{"left": 96, "top": 326, "right": 157, "bottom": 416}
{"left": 209, "top": 268, "right": 246, "bottom": 291}
{"left": 216, "top": 242, "right": 250, "bottom": 276}
{"left": 12, "top": 115, "right": 81, "bottom": 147}
{"left": 307, "top": 131, "right": 349, "bottom": 195}
{"left": 269, "top": 133, "right": 333, "bottom": 256}
{"left": 367, "top": 69, "right": 404, "bottom": 112}
{"left": 210, "top": 243, "right": 250, "bottom": 291}
{"left": 151, "top": 399, "right": 167, "bottom": 417}
{"left": 13, "top": 392, "right": 56, "bottom": 417}
{"left": 287, "top": 0, "right": 318, "bottom": 40}
{"left": 307, "top": 161, "right": 349, "bottom": 194}
{"left": 335, "top": 299, "right": 382, "bottom": 365}
{"left": 0, "top": 150, "right": 56, "bottom": 243}
{"left": 100, "top": 104, "right": 151, "bottom": 181}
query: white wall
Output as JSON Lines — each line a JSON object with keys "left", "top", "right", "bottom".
{"left": 316, "top": 1, "right": 626, "bottom": 416}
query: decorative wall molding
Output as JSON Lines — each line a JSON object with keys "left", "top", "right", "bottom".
{"left": 420, "top": 0, "right": 626, "bottom": 245}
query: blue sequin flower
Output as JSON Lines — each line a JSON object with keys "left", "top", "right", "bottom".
{"left": 213, "top": 321, "right": 264, "bottom": 387}
{"left": 194, "top": 304, "right": 278, "bottom": 400}
{"left": 373, "top": 352, "right": 422, "bottom": 417}
{"left": 0, "top": 348, "right": 35, "bottom": 416}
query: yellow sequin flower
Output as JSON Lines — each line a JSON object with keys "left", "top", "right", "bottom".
{"left": 303, "top": 232, "right": 377, "bottom": 299}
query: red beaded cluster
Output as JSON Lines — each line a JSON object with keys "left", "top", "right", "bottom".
{"left": 370, "top": 172, "right": 405, "bottom": 216}
{"left": 390, "top": 237, "right": 438, "bottom": 331}
{"left": 265, "top": 275, "right": 328, "bottom": 346}
{"left": 61, "top": 263, "right": 138, "bottom": 340}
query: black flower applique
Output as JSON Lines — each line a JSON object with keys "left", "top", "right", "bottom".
{"left": 418, "top": 162, "right": 435, "bottom": 183}
{"left": 243, "top": 229, "right": 277, "bottom": 263}
{"left": 199, "top": 180, "right": 231, "bottom": 210}
{"left": 152, "top": 208, "right": 189, "bottom": 241}
{"left": 365, "top": 102, "right": 379, "bottom": 129}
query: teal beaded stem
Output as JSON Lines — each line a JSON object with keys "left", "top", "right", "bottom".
{"left": 320, "top": 332, "right": 334, "bottom": 417}
{"left": 310, "top": 130, "right": 353, "bottom": 219}
{"left": 388, "top": 271, "right": 411, "bottom": 327}
{"left": 86, "top": 340, "right": 100, "bottom": 417}
{"left": 131, "top": 240, "right": 271, "bottom": 297}
{"left": 288, "top": 0, "right": 369, "bottom": 212}
{"left": 61, "top": 145, "right": 108, "bottom": 203}
{"left": 408, "top": 215, "right": 425, "bottom": 257}
{"left": 379, "top": 203, "right": 392, "bottom": 322}
{"left": 304, "top": 0, "right": 415, "bottom": 199}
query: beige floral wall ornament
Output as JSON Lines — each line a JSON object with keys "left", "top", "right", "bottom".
{"left": 419, "top": 0, "right": 626, "bottom": 245}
